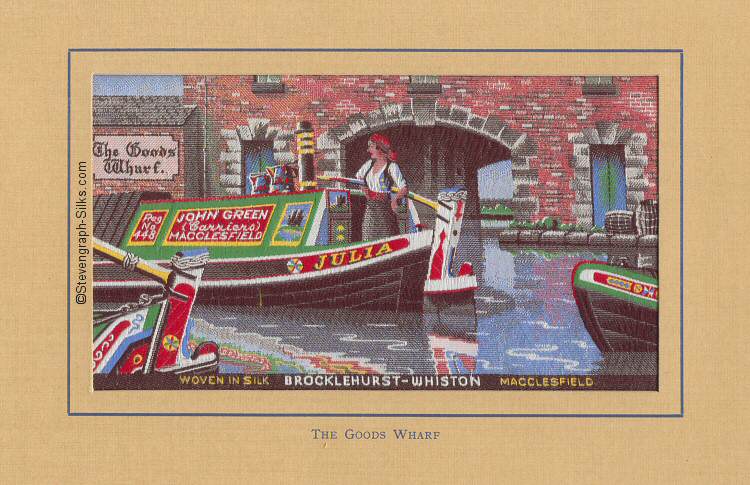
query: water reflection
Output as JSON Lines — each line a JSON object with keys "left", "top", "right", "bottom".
{"left": 190, "top": 240, "right": 657, "bottom": 377}
{"left": 474, "top": 244, "right": 606, "bottom": 374}
{"left": 190, "top": 307, "right": 433, "bottom": 374}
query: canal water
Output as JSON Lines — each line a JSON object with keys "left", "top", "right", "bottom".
{"left": 189, "top": 230, "right": 657, "bottom": 376}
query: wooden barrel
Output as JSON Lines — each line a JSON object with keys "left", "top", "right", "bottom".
{"left": 637, "top": 200, "right": 659, "bottom": 235}
{"left": 605, "top": 210, "right": 636, "bottom": 234}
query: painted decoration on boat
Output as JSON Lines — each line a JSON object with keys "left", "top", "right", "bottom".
{"left": 93, "top": 305, "right": 159, "bottom": 374}
{"left": 127, "top": 209, "right": 169, "bottom": 245}
{"left": 271, "top": 202, "right": 313, "bottom": 246}
{"left": 164, "top": 204, "right": 275, "bottom": 246}
{"left": 574, "top": 263, "right": 658, "bottom": 310}
{"left": 327, "top": 190, "right": 350, "bottom": 211}
{"left": 278, "top": 238, "right": 411, "bottom": 276}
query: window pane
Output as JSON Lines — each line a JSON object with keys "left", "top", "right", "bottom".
{"left": 584, "top": 76, "right": 613, "bottom": 86}
{"left": 252, "top": 75, "right": 285, "bottom": 93}
{"left": 411, "top": 75, "right": 439, "bottom": 84}
{"left": 255, "top": 75, "right": 282, "bottom": 84}
{"left": 408, "top": 75, "right": 441, "bottom": 94}
{"left": 582, "top": 76, "right": 616, "bottom": 95}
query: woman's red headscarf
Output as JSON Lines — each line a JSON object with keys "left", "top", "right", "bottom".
{"left": 369, "top": 133, "right": 397, "bottom": 161}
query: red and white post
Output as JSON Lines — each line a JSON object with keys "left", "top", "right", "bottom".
{"left": 424, "top": 188, "right": 478, "bottom": 296}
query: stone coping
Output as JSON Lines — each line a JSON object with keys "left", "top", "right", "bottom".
{"left": 496, "top": 229, "right": 657, "bottom": 248}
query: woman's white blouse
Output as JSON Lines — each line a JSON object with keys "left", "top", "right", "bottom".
{"left": 355, "top": 160, "right": 407, "bottom": 193}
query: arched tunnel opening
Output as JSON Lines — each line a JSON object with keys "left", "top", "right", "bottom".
{"left": 342, "top": 124, "right": 512, "bottom": 246}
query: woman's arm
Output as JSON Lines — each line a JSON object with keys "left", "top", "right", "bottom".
{"left": 389, "top": 163, "right": 408, "bottom": 211}
{"left": 354, "top": 160, "right": 370, "bottom": 181}
{"left": 391, "top": 186, "right": 409, "bottom": 211}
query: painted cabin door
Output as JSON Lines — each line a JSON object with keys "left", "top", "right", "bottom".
{"left": 244, "top": 144, "right": 274, "bottom": 194}
{"left": 591, "top": 146, "right": 627, "bottom": 227}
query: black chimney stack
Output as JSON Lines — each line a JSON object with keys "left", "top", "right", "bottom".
{"left": 295, "top": 121, "right": 316, "bottom": 188}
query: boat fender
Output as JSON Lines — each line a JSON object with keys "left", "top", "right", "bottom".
{"left": 458, "top": 262, "right": 474, "bottom": 277}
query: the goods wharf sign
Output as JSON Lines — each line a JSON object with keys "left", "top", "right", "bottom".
{"left": 93, "top": 135, "right": 179, "bottom": 180}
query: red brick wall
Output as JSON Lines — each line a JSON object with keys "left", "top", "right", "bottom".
{"left": 93, "top": 126, "right": 187, "bottom": 198}
{"left": 183, "top": 75, "right": 658, "bottom": 221}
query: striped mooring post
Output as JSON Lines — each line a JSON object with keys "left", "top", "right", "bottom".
{"left": 295, "top": 121, "right": 316, "bottom": 189}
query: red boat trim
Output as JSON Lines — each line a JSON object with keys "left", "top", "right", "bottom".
{"left": 95, "top": 233, "right": 428, "bottom": 266}
{"left": 591, "top": 270, "right": 658, "bottom": 301}
{"left": 573, "top": 260, "right": 658, "bottom": 310}
{"left": 95, "top": 232, "right": 432, "bottom": 287}
{"left": 96, "top": 232, "right": 429, "bottom": 266}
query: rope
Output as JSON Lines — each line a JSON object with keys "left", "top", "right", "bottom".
{"left": 122, "top": 252, "right": 140, "bottom": 272}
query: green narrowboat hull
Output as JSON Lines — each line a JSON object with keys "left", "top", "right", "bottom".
{"left": 94, "top": 189, "right": 434, "bottom": 310}
{"left": 572, "top": 261, "right": 658, "bottom": 353}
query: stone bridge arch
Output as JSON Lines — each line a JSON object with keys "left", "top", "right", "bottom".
{"left": 217, "top": 100, "right": 540, "bottom": 221}
{"left": 316, "top": 100, "right": 539, "bottom": 222}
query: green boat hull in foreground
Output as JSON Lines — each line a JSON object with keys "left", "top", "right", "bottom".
{"left": 572, "top": 261, "right": 658, "bottom": 353}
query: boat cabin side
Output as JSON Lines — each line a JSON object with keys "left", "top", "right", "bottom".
{"left": 111, "top": 187, "right": 422, "bottom": 261}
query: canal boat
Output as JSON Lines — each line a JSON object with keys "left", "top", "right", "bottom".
{"left": 572, "top": 261, "right": 658, "bottom": 353}
{"left": 94, "top": 179, "right": 478, "bottom": 311}
{"left": 93, "top": 246, "right": 220, "bottom": 376}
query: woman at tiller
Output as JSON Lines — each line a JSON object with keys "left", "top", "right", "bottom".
{"left": 354, "top": 133, "right": 409, "bottom": 241}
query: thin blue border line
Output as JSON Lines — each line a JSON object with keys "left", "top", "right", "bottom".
{"left": 680, "top": 52, "right": 684, "bottom": 416}
{"left": 69, "top": 412, "right": 682, "bottom": 418}
{"left": 67, "top": 50, "right": 72, "bottom": 416}
{"left": 68, "top": 48, "right": 684, "bottom": 418}
{"left": 70, "top": 48, "right": 683, "bottom": 53}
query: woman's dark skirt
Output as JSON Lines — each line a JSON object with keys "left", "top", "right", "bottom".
{"left": 362, "top": 199, "right": 400, "bottom": 241}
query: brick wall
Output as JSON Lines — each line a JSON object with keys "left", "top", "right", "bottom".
{"left": 183, "top": 75, "right": 658, "bottom": 224}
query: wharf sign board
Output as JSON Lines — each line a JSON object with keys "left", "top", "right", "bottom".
{"left": 93, "top": 135, "right": 179, "bottom": 180}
